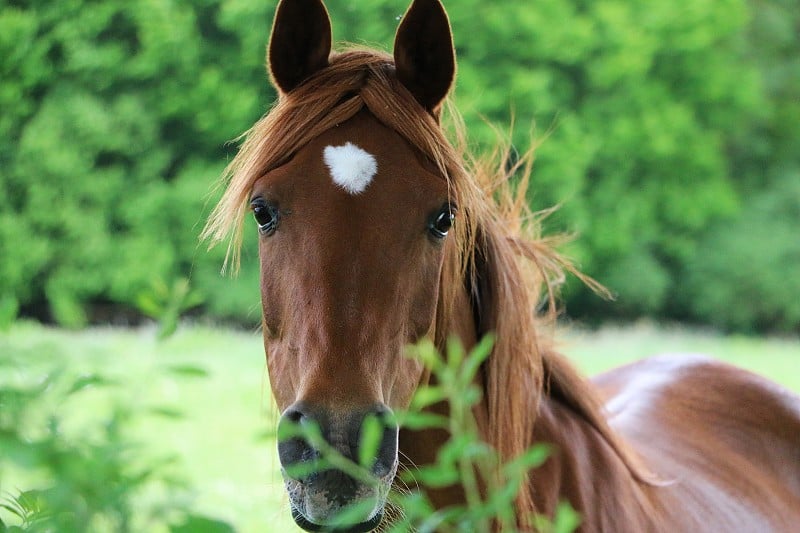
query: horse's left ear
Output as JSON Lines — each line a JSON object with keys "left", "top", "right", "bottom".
{"left": 268, "top": 0, "right": 332, "bottom": 94}
{"left": 393, "top": 0, "right": 456, "bottom": 114}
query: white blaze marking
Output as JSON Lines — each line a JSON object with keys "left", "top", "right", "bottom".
{"left": 323, "top": 142, "right": 378, "bottom": 195}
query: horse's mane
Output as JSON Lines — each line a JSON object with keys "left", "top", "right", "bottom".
{"left": 202, "top": 49, "right": 652, "bottom": 518}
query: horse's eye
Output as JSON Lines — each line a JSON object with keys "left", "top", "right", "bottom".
{"left": 429, "top": 204, "right": 455, "bottom": 239}
{"left": 251, "top": 198, "right": 280, "bottom": 236}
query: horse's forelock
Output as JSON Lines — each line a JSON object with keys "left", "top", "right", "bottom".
{"left": 202, "top": 50, "right": 463, "bottom": 269}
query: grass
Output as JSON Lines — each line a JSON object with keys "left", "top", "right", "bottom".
{"left": 1, "top": 321, "right": 798, "bottom": 532}
{"left": 559, "top": 321, "right": 800, "bottom": 387}
{"left": 0, "top": 322, "right": 293, "bottom": 532}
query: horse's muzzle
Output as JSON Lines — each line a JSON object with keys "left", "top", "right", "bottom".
{"left": 277, "top": 402, "right": 399, "bottom": 532}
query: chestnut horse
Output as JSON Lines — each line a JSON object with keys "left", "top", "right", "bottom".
{"left": 204, "top": 0, "right": 800, "bottom": 531}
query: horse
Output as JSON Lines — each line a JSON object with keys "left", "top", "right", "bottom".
{"left": 203, "top": 0, "right": 800, "bottom": 531}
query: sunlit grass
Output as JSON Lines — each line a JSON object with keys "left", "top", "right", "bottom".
{"left": 1, "top": 321, "right": 798, "bottom": 531}
{"left": 560, "top": 321, "right": 800, "bottom": 390}
{"left": 0, "top": 322, "right": 294, "bottom": 532}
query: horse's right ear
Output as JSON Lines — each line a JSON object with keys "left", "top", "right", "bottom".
{"left": 268, "top": 0, "right": 332, "bottom": 94}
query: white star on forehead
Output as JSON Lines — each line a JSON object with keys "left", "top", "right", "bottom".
{"left": 323, "top": 142, "right": 378, "bottom": 195}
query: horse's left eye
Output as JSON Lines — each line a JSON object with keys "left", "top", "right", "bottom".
{"left": 429, "top": 204, "right": 455, "bottom": 239}
{"left": 251, "top": 199, "right": 280, "bottom": 236}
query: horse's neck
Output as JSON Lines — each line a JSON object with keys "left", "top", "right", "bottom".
{"left": 397, "top": 280, "right": 490, "bottom": 509}
{"left": 397, "top": 390, "right": 490, "bottom": 510}
{"left": 403, "top": 275, "right": 657, "bottom": 527}
{"left": 400, "top": 371, "right": 658, "bottom": 529}
{"left": 531, "top": 394, "right": 656, "bottom": 531}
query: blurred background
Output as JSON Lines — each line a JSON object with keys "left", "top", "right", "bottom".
{"left": 1, "top": 0, "right": 798, "bottom": 531}
{"left": 2, "top": 0, "right": 798, "bottom": 333}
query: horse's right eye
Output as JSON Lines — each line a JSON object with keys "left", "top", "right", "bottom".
{"left": 251, "top": 199, "right": 280, "bottom": 236}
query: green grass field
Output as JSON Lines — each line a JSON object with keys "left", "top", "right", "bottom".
{"left": 1, "top": 321, "right": 798, "bottom": 532}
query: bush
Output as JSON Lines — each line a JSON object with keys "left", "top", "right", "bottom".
{"left": 0, "top": 0, "right": 269, "bottom": 326}
{"left": 0, "top": 0, "right": 798, "bottom": 332}
{"left": 683, "top": 173, "right": 800, "bottom": 332}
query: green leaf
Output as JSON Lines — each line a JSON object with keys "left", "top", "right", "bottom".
{"left": 327, "top": 499, "right": 377, "bottom": 528}
{"left": 358, "top": 413, "right": 383, "bottom": 468}
{"left": 552, "top": 501, "right": 582, "bottom": 533}
{"left": 504, "top": 443, "right": 551, "bottom": 474}
{"left": 165, "top": 365, "right": 210, "bottom": 378}
{"left": 48, "top": 292, "right": 87, "bottom": 329}
{"left": 0, "top": 502, "right": 23, "bottom": 520}
{"left": 135, "top": 293, "right": 163, "bottom": 318}
{"left": 282, "top": 459, "right": 330, "bottom": 480}
{"left": 414, "top": 464, "right": 460, "bottom": 488}
{"left": 409, "top": 385, "right": 447, "bottom": 410}
{"left": 0, "top": 295, "right": 19, "bottom": 330}
{"left": 169, "top": 515, "right": 235, "bottom": 533}
{"left": 407, "top": 340, "right": 444, "bottom": 372}
{"left": 461, "top": 385, "right": 482, "bottom": 407}
{"left": 157, "top": 314, "right": 179, "bottom": 340}
{"left": 445, "top": 336, "right": 466, "bottom": 369}
{"left": 67, "top": 373, "right": 116, "bottom": 394}
{"left": 148, "top": 407, "right": 185, "bottom": 419}
{"left": 461, "top": 334, "right": 495, "bottom": 383}
{"left": 396, "top": 411, "right": 448, "bottom": 431}
{"left": 438, "top": 434, "right": 489, "bottom": 465}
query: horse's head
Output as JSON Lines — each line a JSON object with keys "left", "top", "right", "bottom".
{"left": 252, "top": 0, "right": 458, "bottom": 530}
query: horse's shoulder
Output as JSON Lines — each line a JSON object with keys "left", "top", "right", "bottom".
{"left": 591, "top": 353, "right": 713, "bottom": 404}
{"left": 593, "top": 354, "right": 800, "bottom": 436}
{"left": 594, "top": 353, "right": 800, "bottom": 427}
{"left": 593, "top": 353, "right": 800, "bottom": 525}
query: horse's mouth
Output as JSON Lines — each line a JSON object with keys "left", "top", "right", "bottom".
{"left": 283, "top": 471, "right": 392, "bottom": 533}
{"left": 291, "top": 505, "right": 384, "bottom": 533}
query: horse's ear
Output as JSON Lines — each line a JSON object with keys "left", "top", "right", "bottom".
{"left": 268, "top": 0, "right": 332, "bottom": 94}
{"left": 393, "top": 0, "right": 456, "bottom": 113}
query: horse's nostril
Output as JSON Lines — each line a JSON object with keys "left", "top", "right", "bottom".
{"left": 277, "top": 403, "right": 321, "bottom": 481}
{"left": 358, "top": 405, "right": 399, "bottom": 478}
{"left": 277, "top": 402, "right": 399, "bottom": 482}
{"left": 283, "top": 405, "right": 305, "bottom": 424}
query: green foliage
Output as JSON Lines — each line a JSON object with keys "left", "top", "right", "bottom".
{"left": 1, "top": 0, "right": 797, "bottom": 331}
{"left": 168, "top": 516, "right": 235, "bottom": 533}
{"left": 394, "top": 338, "right": 578, "bottom": 531}
{"left": 448, "top": 0, "right": 758, "bottom": 320}
{"left": 135, "top": 277, "right": 203, "bottom": 339}
{"left": 0, "top": 365, "right": 233, "bottom": 532}
{"left": 0, "top": 0, "right": 268, "bottom": 326}
{"left": 2, "top": 323, "right": 798, "bottom": 530}
{"left": 276, "top": 337, "right": 579, "bottom": 532}
{"left": 0, "top": 295, "right": 18, "bottom": 331}
{"left": 683, "top": 173, "right": 800, "bottom": 332}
